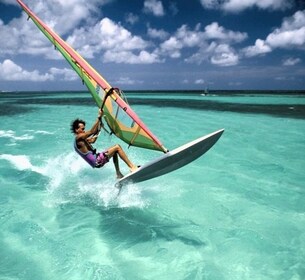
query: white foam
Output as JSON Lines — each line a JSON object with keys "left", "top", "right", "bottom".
{"left": 0, "top": 130, "right": 14, "bottom": 137}
{"left": 25, "top": 129, "right": 54, "bottom": 135}
{"left": 0, "top": 154, "right": 44, "bottom": 173}
{"left": 0, "top": 129, "right": 34, "bottom": 142}
{"left": 0, "top": 130, "right": 54, "bottom": 146}
{"left": 43, "top": 152, "right": 89, "bottom": 190}
{"left": 117, "top": 184, "right": 147, "bottom": 208}
{"left": 1, "top": 150, "right": 149, "bottom": 208}
{"left": 52, "top": 154, "right": 150, "bottom": 208}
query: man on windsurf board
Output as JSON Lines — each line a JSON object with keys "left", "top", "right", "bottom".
{"left": 71, "top": 109, "right": 138, "bottom": 178}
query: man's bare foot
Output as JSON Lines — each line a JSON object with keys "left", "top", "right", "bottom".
{"left": 116, "top": 172, "right": 124, "bottom": 179}
{"left": 130, "top": 165, "right": 139, "bottom": 172}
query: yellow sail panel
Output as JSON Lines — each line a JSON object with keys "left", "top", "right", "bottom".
{"left": 97, "top": 87, "right": 166, "bottom": 151}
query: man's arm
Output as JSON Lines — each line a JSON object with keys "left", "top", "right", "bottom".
{"left": 87, "top": 135, "right": 98, "bottom": 143}
{"left": 77, "top": 109, "right": 103, "bottom": 141}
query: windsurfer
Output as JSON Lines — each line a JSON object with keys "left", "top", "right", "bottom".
{"left": 71, "top": 109, "right": 138, "bottom": 178}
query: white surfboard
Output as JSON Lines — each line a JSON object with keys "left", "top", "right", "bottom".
{"left": 115, "top": 129, "right": 224, "bottom": 188}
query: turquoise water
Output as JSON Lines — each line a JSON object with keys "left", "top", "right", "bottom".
{"left": 1, "top": 92, "right": 305, "bottom": 279}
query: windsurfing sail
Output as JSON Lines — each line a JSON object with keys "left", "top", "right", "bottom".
{"left": 17, "top": 0, "right": 167, "bottom": 153}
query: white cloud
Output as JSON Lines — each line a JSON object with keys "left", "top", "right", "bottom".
{"left": 125, "top": 13, "right": 139, "bottom": 25}
{"left": 160, "top": 37, "right": 183, "bottom": 58}
{"left": 228, "top": 81, "right": 243, "bottom": 86}
{"left": 195, "top": 79, "right": 205, "bottom": 84}
{"left": 0, "top": 59, "right": 53, "bottom": 81}
{"left": 103, "top": 50, "right": 162, "bottom": 64}
{"left": 204, "top": 22, "right": 247, "bottom": 43}
{"left": 24, "top": 0, "right": 112, "bottom": 34}
{"left": 66, "top": 18, "right": 159, "bottom": 64}
{"left": 0, "top": 18, "right": 48, "bottom": 57}
{"left": 274, "top": 76, "right": 295, "bottom": 81}
{"left": 114, "top": 77, "right": 143, "bottom": 85}
{"left": 283, "top": 57, "right": 301, "bottom": 66}
{"left": 97, "top": 18, "right": 148, "bottom": 51}
{"left": 199, "top": 0, "right": 220, "bottom": 10}
{"left": 175, "top": 24, "right": 204, "bottom": 47}
{"left": 169, "top": 2, "right": 179, "bottom": 16}
{"left": 1, "top": 4, "right": 160, "bottom": 65}
{"left": 185, "top": 41, "right": 239, "bottom": 66}
{"left": 68, "top": 18, "right": 149, "bottom": 52}
{"left": 0, "top": 60, "right": 79, "bottom": 82}
{"left": 143, "top": 0, "right": 165, "bottom": 17}
{"left": 0, "top": 0, "right": 17, "bottom": 5}
{"left": 159, "top": 22, "right": 245, "bottom": 66}
{"left": 49, "top": 67, "right": 79, "bottom": 81}
{"left": 243, "top": 39, "right": 272, "bottom": 57}
{"left": 223, "top": 0, "right": 292, "bottom": 12}
{"left": 267, "top": 27, "right": 305, "bottom": 48}
{"left": 210, "top": 44, "right": 239, "bottom": 66}
{"left": 159, "top": 24, "right": 203, "bottom": 58}
{"left": 2, "top": 0, "right": 249, "bottom": 70}
{"left": 200, "top": 0, "right": 293, "bottom": 12}
{"left": 184, "top": 42, "right": 211, "bottom": 64}
{"left": 0, "top": 0, "right": 114, "bottom": 58}
{"left": 243, "top": 10, "right": 305, "bottom": 57}
{"left": 0, "top": 19, "right": 19, "bottom": 55}
{"left": 266, "top": 10, "right": 305, "bottom": 49}
{"left": 136, "top": 50, "right": 162, "bottom": 63}
{"left": 147, "top": 26, "right": 169, "bottom": 40}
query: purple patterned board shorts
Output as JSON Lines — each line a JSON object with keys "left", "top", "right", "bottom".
{"left": 95, "top": 151, "right": 109, "bottom": 168}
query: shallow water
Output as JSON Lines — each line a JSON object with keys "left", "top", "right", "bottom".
{"left": 0, "top": 91, "right": 304, "bottom": 279}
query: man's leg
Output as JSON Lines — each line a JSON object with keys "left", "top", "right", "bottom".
{"left": 112, "top": 152, "right": 124, "bottom": 179}
{"left": 106, "top": 144, "right": 138, "bottom": 172}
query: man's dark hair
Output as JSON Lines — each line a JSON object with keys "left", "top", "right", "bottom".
{"left": 70, "top": 119, "right": 85, "bottom": 133}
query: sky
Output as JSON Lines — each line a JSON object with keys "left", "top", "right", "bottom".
{"left": 0, "top": 0, "right": 305, "bottom": 91}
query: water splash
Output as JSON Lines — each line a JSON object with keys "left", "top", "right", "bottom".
{"left": 0, "top": 152, "right": 148, "bottom": 209}
{"left": 0, "top": 154, "right": 44, "bottom": 173}
{"left": 0, "top": 129, "right": 34, "bottom": 142}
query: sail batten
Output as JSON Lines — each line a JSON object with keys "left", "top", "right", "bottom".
{"left": 17, "top": 0, "right": 167, "bottom": 153}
